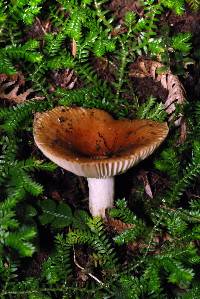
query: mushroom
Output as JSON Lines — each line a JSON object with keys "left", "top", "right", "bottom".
{"left": 33, "top": 107, "right": 169, "bottom": 217}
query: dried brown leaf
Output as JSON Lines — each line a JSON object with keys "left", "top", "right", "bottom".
{"left": 129, "top": 59, "right": 186, "bottom": 128}
{"left": 106, "top": 218, "right": 135, "bottom": 234}
{"left": 178, "top": 118, "right": 187, "bottom": 144}
{"left": 50, "top": 69, "right": 77, "bottom": 90}
{"left": 71, "top": 38, "right": 77, "bottom": 57}
{"left": 0, "top": 73, "right": 36, "bottom": 103}
{"left": 138, "top": 170, "right": 153, "bottom": 199}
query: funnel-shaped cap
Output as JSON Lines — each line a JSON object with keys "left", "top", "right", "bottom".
{"left": 33, "top": 107, "right": 168, "bottom": 178}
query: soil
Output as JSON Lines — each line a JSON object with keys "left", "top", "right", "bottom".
{"left": 108, "top": 0, "right": 143, "bottom": 20}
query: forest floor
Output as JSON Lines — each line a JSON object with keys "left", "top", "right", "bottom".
{"left": 1, "top": 1, "right": 200, "bottom": 297}
{"left": 23, "top": 2, "right": 200, "bottom": 279}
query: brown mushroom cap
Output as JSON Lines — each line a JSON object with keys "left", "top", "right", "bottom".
{"left": 33, "top": 107, "right": 169, "bottom": 178}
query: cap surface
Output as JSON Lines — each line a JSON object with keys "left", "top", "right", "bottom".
{"left": 33, "top": 106, "right": 169, "bottom": 178}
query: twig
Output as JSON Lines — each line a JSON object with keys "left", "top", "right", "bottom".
{"left": 36, "top": 17, "right": 49, "bottom": 35}
{"left": 73, "top": 247, "right": 104, "bottom": 286}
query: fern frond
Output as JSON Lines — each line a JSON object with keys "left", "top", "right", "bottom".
{"left": 193, "top": 101, "right": 200, "bottom": 138}
{"left": 0, "top": 0, "right": 6, "bottom": 27}
{"left": 2, "top": 39, "right": 43, "bottom": 63}
{"left": 67, "top": 217, "right": 117, "bottom": 270}
{"left": 0, "top": 197, "right": 18, "bottom": 230}
{"left": 118, "top": 275, "right": 144, "bottom": 298}
{"left": 0, "top": 135, "right": 18, "bottom": 183}
{"left": 160, "top": 258, "right": 194, "bottom": 287}
{"left": 49, "top": 4, "right": 67, "bottom": 28}
{"left": 65, "top": 9, "right": 85, "bottom": 40}
{"left": 135, "top": 0, "right": 163, "bottom": 53}
{"left": 154, "top": 148, "right": 180, "bottom": 179}
{"left": 113, "top": 227, "right": 142, "bottom": 245}
{"left": 112, "top": 43, "right": 129, "bottom": 104}
{"left": 75, "top": 61, "right": 99, "bottom": 85}
{"left": 0, "top": 53, "right": 16, "bottom": 74}
{"left": 46, "top": 53, "right": 74, "bottom": 70}
{"left": 136, "top": 96, "right": 167, "bottom": 122}
{"left": 6, "top": 184, "right": 26, "bottom": 202}
{"left": 0, "top": 135, "right": 18, "bottom": 163}
{"left": 57, "top": 86, "right": 98, "bottom": 106}
{"left": 7, "top": 165, "right": 43, "bottom": 197}
{"left": 20, "top": 170, "right": 43, "bottom": 196}
{"left": 1, "top": 99, "right": 50, "bottom": 132}
{"left": 110, "top": 200, "right": 147, "bottom": 248}
{"left": 42, "top": 234, "right": 72, "bottom": 285}
{"left": 8, "top": 0, "right": 44, "bottom": 25}
{"left": 94, "top": 0, "right": 113, "bottom": 31}
{"left": 87, "top": 217, "right": 118, "bottom": 269}
{"left": 161, "top": 0, "right": 185, "bottom": 15}
{"left": 166, "top": 141, "right": 200, "bottom": 205}
{"left": 67, "top": 229, "right": 93, "bottom": 245}
{"left": 172, "top": 32, "right": 192, "bottom": 53}
{"left": 92, "top": 30, "right": 115, "bottom": 57}
{"left": 186, "top": 0, "right": 200, "bottom": 10}
{"left": 28, "top": 63, "right": 50, "bottom": 96}
{"left": 57, "top": 86, "right": 116, "bottom": 114}
{"left": 143, "top": 264, "right": 161, "bottom": 294}
{"left": 5, "top": 226, "right": 36, "bottom": 256}
{"left": 76, "top": 31, "right": 98, "bottom": 61}
{"left": 17, "top": 158, "right": 57, "bottom": 172}
{"left": 109, "top": 199, "right": 143, "bottom": 225}
{"left": 44, "top": 33, "right": 66, "bottom": 57}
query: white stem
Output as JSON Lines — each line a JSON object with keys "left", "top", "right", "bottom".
{"left": 87, "top": 177, "right": 114, "bottom": 218}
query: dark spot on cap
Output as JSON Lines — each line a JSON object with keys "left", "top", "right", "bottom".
{"left": 65, "top": 128, "right": 71, "bottom": 134}
{"left": 127, "top": 131, "right": 135, "bottom": 137}
{"left": 52, "top": 139, "right": 59, "bottom": 145}
{"left": 52, "top": 138, "right": 64, "bottom": 147}
{"left": 96, "top": 144, "right": 101, "bottom": 152}
{"left": 58, "top": 116, "right": 66, "bottom": 123}
{"left": 150, "top": 131, "right": 156, "bottom": 135}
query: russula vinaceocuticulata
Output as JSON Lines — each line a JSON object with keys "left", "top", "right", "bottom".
{"left": 33, "top": 107, "right": 169, "bottom": 217}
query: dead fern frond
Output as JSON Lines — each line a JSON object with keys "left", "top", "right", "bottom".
{"left": 0, "top": 73, "right": 36, "bottom": 103}
{"left": 129, "top": 59, "right": 186, "bottom": 118}
{"left": 106, "top": 218, "right": 135, "bottom": 234}
{"left": 129, "top": 59, "right": 186, "bottom": 143}
{"left": 50, "top": 69, "right": 77, "bottom": 90}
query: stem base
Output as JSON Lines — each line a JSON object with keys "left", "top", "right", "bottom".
{"left": 87, "top": 177, "right": 114, "bottom": 217}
